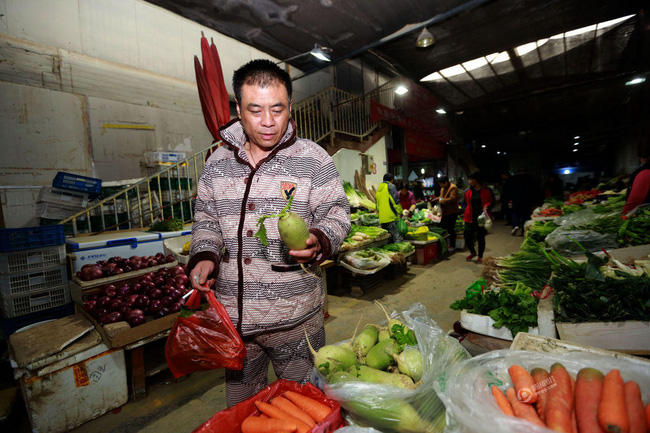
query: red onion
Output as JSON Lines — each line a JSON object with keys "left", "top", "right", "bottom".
{"left": 168, "top": 302, "right": 182, "bottom": 313}
{"left": 102, "top": 284, "right": 117, "bottom": 298}
{"left": 134, "top": 294, "right": 150, "bottom": 309}
{"left": 159, "top": 296, "right": 173, "bottom": 308}
{"left": 165, "top": 255, "right": 176, "bottom": 263}
{"left": 171, "top": 266, "right": 186, "bottom": 276}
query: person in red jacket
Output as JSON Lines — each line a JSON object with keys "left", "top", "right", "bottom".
{"left": 462, "top": 172, "right": 492, "bottom": 263}
{"left": 623, "top": 145, "right": 650, "bottom": 215}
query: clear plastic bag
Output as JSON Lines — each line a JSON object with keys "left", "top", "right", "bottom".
{"left": 477, "top": 210, "right": 492, "bottom": 230}
{"left": 312, "top": 303, "right": 470, "bottom": 433}
{"left": 544, "top": 229, "right": 619, "bottom": 254}
{"left": 341, "top": 250, "right": 392, "bottom": 270}
{"left": 555, "top": 208, "right": 597, "bottom": 228}
{"left": 439, "top": 349, "right": 650, "bottom": 433}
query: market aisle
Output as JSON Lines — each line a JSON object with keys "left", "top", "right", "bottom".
{"left": 63, "top": 220, "right": 523, "bottom": 433}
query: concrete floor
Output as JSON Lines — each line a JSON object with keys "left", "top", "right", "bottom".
{"left": 10, "top": 221, "right": 524, "bottom": 433}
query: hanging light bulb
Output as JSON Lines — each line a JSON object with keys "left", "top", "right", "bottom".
{"left": 417, "top": 27, "right": 435, "bottom": 48}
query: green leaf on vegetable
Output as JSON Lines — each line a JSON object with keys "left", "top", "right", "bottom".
{"left": 391, "top": 323, "right": 418, "bottom": 346}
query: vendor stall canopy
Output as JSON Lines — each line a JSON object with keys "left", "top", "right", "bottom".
{"left": 147, "top": 0, "right": 648, "bottom": 159}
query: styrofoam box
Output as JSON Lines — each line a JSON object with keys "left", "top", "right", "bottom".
{"left": 66, "top": 229, "right": 192, "bottom": 272}
{"left": 460, "top": 310, "right": 539, "bottom": 341}
{"left": 20, "top": 347, "right": 128, "bottom": 433}
{"left": 0, "top": 244, "right": 66, "bottom": 274}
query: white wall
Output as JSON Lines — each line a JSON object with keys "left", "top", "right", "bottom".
{"left": 331, "top": 137, "right": 388, "bottom": 192}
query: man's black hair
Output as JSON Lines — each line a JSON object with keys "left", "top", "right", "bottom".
{"left": 383, "top": 173, "right": 394, "bottom": 182}
{"left": 438, "top": 176, "right": 449, "bottom": 184}
{"left": 233, "top": 59, "right": 292, "bottom": 103}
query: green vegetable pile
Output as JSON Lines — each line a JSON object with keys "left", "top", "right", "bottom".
{"left": 541, "top": 239, "right": 650, "bottom": 323}
{"left": 149, "top": 218, "right": 184, "bottom": 232}
{"left": 481, "top": 239, "right": 551, "bottom": 291}
{"left": 525, "top": 221, "right": 558, "bottom": 243}
{"left": 450, "top": 283, "right": 539, "bottom": 337}
{"left": 383, "top": 242, "right": 415, "bottom": 254}
{"left": 344, "top": 181, "right": 376, "bottom": 211}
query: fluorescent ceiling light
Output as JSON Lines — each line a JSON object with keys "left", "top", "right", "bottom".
{"left": 563, "top": 169, "right": 571, "bottom": 174}
{"left": 310, "top": 44, "right": 331, "bottom": 61}
{"left": 574, "top": 142, "right": 579, "bottom": 146}
{"left": 394, "top": 85, "right": 408, "bottom": 95}
{"left": 437, "top": 173, "right": 442, "bottom": 178}
{"left": 481, "top": 145, "right": 486, "bottom": 148}
{"left": 436, "top": 108, "right": 446, "bottom": 114}
{"left": 421, "top": 168, "right": 425, "bottom": 174}
{"left": 573, "top": 149, "right": 578, "bottom": 152}
{"left": 574, "top": 136, "right": 580, "bottom": 139}
{"left": 496, "top": 151, "right": 501, "bottom": 155}
{"left": 626, "top": 77, "right": 646, "bottom": 86}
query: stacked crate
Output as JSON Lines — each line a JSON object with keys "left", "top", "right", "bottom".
{"left": 0, "top": 225, "right": 73, "bottom": 337}
{"left": 142, "top": 151, "right": 193, "bottom": 220}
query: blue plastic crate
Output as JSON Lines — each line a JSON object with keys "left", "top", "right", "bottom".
{"left": 0, "top": 225, "right": 66, "bottom": 252}
{"left": 0, "top": 302, "right": 75, "bottom": 338}
{"left": 52, "top": 171, "right": 102, "bottom": 196}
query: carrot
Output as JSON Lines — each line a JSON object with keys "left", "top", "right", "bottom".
{"left": 492, "top": 385, "right": 515, "bottom": 416}
{"left": 624, "top": 381, "right": 647, "bottom": 433}
{"left": 254, "top": 401, "right": 311, "bottom": 433}
{"left": 283, "top": 391, "right": 332, "bottom": 423}
{"left": 271, "top": 396, "right": 316, "bottom": 427}
{"left": 575, "top": 368, "right": 605, "bottom": 433}
{"left": 546, "top": 363, "right": 573, "bottom": 433}
{"left": 598, "top": 369, "right": 630, "bottom": 433}
{"left": 645, "top": 404, "right": 650, "bottom": 432}
{"left": 570, "top": 375, "right": 577, "bottom": 433}
{"left": 531, "top": 368, "right": 550, "bottom": 422}
{"left": 508, "top": 365, "right": 538, "bottom": 404}
{"left": 241, "top": 416, "right": 297, "bottom": 433}
{"left": 259, "top": 413, "right": 269, "bottom": 419}
{"left": 506, "top": 387, "right": 546, "bottom": 427}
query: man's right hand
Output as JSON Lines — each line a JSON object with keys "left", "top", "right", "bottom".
{"left": 189, "top": 260, "right": 215, "bottom": 292}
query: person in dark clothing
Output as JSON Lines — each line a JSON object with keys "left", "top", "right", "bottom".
{"left": 462, "top": 172, "right": 492, "bottom": 264}
{"left": 543, "top": 174, "right": 564, "bottom": 199}
{"left": 432, "top": 176, "right": 461, "bottom": 252}
{"left": 510, "top": 168, "right": 538, "bottom": 236}
{"left": 500, "top": 172, "right": 514, "bottom": 224}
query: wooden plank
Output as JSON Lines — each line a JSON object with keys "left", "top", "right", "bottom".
{"left": 28, "top": 330, "right": 102, "bottom": 370}
{"left": 556, "top": 321, "right": 650, "bottom": 355}
{"left": 130, "top": 347, "right": 147, "bottom": 401}
{"left": 9, "top": 313, "right": 94, "bottom": 368}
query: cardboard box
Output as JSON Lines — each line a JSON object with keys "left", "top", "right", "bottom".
{"left": 79, "top": 307, "right": 179, "bottom": 348}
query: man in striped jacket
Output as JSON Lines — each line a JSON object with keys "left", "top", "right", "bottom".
{"left": 187, "top": 59, "right": 351, "bottom": 406}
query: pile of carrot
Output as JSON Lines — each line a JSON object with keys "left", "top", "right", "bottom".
{"left": 492, "top": 364, "right": 650, "bottom": 433}
{"left": 241, "top": 390, "right": 333, "bottom": 433}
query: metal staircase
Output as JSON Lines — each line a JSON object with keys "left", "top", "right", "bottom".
{"left": 59, "top": 83, "right": 399, "bottom": 236}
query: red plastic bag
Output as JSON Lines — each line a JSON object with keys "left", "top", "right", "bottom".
{"left": 192, "top": 379, "right": 345, "bottom": 433}
{"left": 165, "top": 290, "right": 246, "bottom": 378}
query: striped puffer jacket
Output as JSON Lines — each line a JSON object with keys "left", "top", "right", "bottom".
{"left": 188, "top": 118, "right": 351, "bottom": 337}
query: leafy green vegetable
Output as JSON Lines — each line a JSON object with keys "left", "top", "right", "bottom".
{"left": 391, "top": 323, "right": 418, "bottom": 346}
{"left": 149, "top": 217, "right": 184, "bottom": 232}
{"left": 450, "top": 283, "right": 539, "bottom": 337}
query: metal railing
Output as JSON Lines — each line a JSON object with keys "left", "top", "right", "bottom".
{"left": 58, "top": 83, "right": 400, "bottom": 236}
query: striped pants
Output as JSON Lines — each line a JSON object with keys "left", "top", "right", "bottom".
{"left": 225, "top": 312, "right": 325, "bottom": 407}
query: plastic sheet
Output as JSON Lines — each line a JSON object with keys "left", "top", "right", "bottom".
{"left": 439, "top": 349, "right": 650, "bottom": 433}
{"left": 312, "top": 303, "right": 470, "bottom": 433}
{"left": 554, "top": 208, "right": 597, "bottom": 228}
{"left": 165, "top": 291, "right": 246, "bottom": 378}
{"left": 341, "top": 250, "right": 392, "bottom": 270}
{"left": 192, "top": 379, "right": 345, "bottom": 433}
{"left": 545, "top": 229, "right": 619, "bottom": 254}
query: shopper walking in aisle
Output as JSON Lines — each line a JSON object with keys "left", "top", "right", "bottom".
{"left": 376, "top": 173, "right": 404, "bottom": 242}
{"left": 462, "top": 172, "right": 492, "bottom": 263}
{"left": 510, "top": 167, "right": 539, "bottom": 236}
{"left": 623, "top": 143, "right": 650, "bottom": 215}
{"left": 432, "top": 176, "right": 461, "bottom": 252}
{"left": 187, "top": 59, "right": 350, "bottom": 407}
{"left": 398, "top": 182, "right": 417, "bottom": 217}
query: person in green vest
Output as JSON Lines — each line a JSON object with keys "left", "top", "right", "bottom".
{"left": 376, "top": 173, "right": 404, "bottom": 242}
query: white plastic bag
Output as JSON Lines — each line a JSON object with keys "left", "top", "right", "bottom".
{"left": 341, "top": 250, "right": 391, "bottom": 270}
{"left": 477, "top": 211, "right": 492, "bottom": 230}
{"left": 311, "top": 303, "right": 470, "bottom": 433}
{"left": 439, "top": 349, "right": 650, "bottom": 433}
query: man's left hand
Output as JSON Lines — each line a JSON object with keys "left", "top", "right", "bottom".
{"left": 289, "top": 233, "right": 321, "bottom": 263}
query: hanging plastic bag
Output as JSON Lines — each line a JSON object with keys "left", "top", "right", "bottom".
{"left": 165, "top": 290, "right": 246, "bottom": 378}
{"left": 397, "top": 217, "right": 409, "bottom": 236}
{"left": 477, "top": 210, "right": 492, "bottom": 230}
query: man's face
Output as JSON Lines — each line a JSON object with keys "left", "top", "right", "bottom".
{"left": 440, "top": 181, "right": 449, "bottom": 189}
{"left": 236, "top": 82, "right": 292, "bottom": 150}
